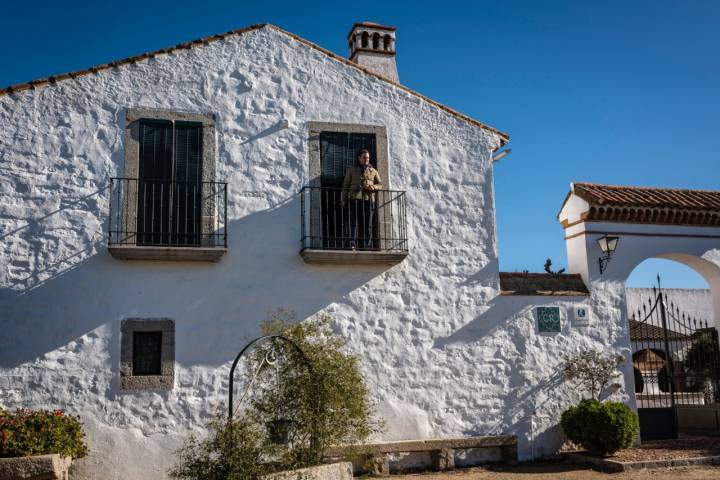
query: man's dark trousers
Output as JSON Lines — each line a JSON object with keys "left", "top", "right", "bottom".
{"left": 348, "top": 199, "right": 374, "bottom": 249}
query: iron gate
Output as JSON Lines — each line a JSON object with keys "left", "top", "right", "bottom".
{"left": 630, "top": 280, "right": 720, "bottom": 439}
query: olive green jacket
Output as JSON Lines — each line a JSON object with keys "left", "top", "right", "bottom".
{"left": 341, "top": 165, "right": 383, "bottom": 202}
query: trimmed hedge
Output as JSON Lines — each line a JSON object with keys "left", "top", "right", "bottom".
{"left": 560, "top": 399, "right": 639, "bottom": 455}
{"left": 0, "top": 409, "right": 88, "bottom": 459}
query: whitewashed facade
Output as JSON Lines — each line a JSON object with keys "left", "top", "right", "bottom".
{"left": 0, "top": 24, "right": 657, "bottom": 478}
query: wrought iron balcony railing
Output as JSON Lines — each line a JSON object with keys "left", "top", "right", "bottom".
{"left": 300, "top": 186, "right": 408, "bottom": 257}
{"left": 108, "top": 177, "right": 227, "bottom": 249}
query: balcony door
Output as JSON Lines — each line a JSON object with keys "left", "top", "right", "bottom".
{"left": 319, "top": 132, "right": 377, "bottom": 249}
{"left": 137, "top": 120, "right": 203, "bottom": 246}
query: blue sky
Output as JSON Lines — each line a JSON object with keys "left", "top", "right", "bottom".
{"left": 2, "top": 1, "right": 717, "bottom": 288}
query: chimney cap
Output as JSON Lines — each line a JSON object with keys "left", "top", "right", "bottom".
{"left": 347, "top": 22, "right": 397, "bottom": 39}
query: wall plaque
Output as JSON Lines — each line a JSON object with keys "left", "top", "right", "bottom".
{"left": 573, "top": 306, "right": 591, "bottom": 326}
{"left": 536, "top": 307, "right": 561, "bottom": 333}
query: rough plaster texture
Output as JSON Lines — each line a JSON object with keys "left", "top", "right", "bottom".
{"left": 351, "top": 51, "right": 399, "bottom": 83}
{"left": 1, "top": 26, "right": 631, "bottom": 478}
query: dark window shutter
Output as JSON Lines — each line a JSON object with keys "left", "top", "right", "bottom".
{"left": 349, "top": 133, "right": 377, "bottom": 169}
{"left": 137, "top": 120, "right": 203, "bottom": 246}
{"left": 133, "top": 331, "right": 162, "bottom": 376}
{"left": 173, "top": 122, "right": 203, "bottom": 183}
{"left": 319, "top": 132, "right": 377, "bottom": 186}
{"left": 139, "top": 120, "right": 173, "bottom": 181}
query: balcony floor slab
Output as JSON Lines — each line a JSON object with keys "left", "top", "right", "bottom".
{"left": 300, "top": 249, "right": 407, "bottom": 265}
{"left": 109, "top": 245, "right": 227, "bottom": 262}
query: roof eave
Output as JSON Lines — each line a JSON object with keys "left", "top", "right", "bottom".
{"left": 0, "top": 23, "right": 509, "bottom": 143}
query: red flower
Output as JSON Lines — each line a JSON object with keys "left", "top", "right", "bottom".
{"left": 54, "top": 409, "right": 64, "bottom": 417}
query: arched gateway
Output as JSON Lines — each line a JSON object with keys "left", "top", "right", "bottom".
{"left": 558, "top": 182, "right": 720, "bottom": 439}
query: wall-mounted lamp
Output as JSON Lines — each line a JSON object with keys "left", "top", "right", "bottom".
{"left": 597, "top": 234, "right": 619, "bottom": 274}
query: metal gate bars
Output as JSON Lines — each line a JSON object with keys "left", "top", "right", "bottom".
{"left": 630, "top": 277, "right": 720, "bottom": 440}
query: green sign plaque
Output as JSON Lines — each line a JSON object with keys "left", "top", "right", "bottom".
{"left": 536, "top": 307, "right": 561, "bottom": 333}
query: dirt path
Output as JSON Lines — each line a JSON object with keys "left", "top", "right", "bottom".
{"left": 390, "top": 463, "right": 720, "bottom": 479}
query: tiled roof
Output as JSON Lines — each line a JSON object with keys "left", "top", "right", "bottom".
{"left": 0, "top": 24, "right": 509, "bottom": 144}
{"left": 629, "top": 320, "right": 689, "bottom": 341}
{"left": 499, "top": 272, "right": 590, "bottom": 296}
{"left": 566, "top": 182, "right": 720, "bottom": 226}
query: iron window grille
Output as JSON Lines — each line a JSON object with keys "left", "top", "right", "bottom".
{"left": 300, "top": 185, "right": 408, "bottom": 252}
{"left": 108, "top": 177, "right": 228, "bottom": 248}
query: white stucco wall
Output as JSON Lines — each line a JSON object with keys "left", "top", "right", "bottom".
{"left": 0, "top": 26, "right": 632, "bottom": 478}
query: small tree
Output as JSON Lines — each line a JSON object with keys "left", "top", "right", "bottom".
{"left": 169, "top": 310, "right": 381, "bottom": 480}
{"left": 685, "top": 333, "right": 720, "bottom": 402}
{"left": 563, "top": 350, "right": 625, "bottom": 400}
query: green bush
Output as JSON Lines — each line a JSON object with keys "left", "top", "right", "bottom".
{"left": 560, "top": 399, "right": 639, "bottom": 455}
{"left": 0, "top": 409, "right": 88, "bottom": 459}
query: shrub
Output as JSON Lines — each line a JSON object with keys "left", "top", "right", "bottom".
{"left": 169, "top": 310, "right": 381, "bottom": 479}
{"left": 560, "top": 399, "right": 639, "bottom": 455}
{"left": 168, "top": 413, "right": 269, "bottom": 480}
{"left": 0, "top": 409, "right": 88, "bottom": 459}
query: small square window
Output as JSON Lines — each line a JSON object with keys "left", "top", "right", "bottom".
{"left": 132, "top": 331, "right": 163, "bottom": 376}
{"left": 120, "top": 318, "right": 174, "bottom": 390}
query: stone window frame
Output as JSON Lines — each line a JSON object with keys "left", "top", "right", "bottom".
{"left": 121, "top": 107, "right": 217, "bottom": 246}
{"left": 307, "top": 121, "right": 389, "bottom": 189}
{"left": 306, "top": 122, "right": 392, "bottom": 251}
{"left": 120, "top": 318, "right": 175, "bottom": 390}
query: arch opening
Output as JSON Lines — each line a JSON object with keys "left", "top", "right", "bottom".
{"left": 626, "top": 257, "right": 719, "bottom": 412}
{"left": 383, "top": 34, "right": 392, "bottom": 51}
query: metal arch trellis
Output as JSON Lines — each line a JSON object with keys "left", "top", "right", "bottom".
{"left": 227, "top": 335, "right": 319, "bottom": 424}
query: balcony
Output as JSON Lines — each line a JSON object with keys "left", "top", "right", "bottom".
{"left": 108, "top": 177, "right": 228, "bottom": 261}
{"left": 300, "top": 186, "right": 408, "bottom": 265}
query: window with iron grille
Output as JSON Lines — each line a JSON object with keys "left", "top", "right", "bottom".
{"left": 109, "top": 108, "right": 228, "bottom": 259}
{"left": 302, "top": 122, "right": 408, "bottom": 259}
{"left": 137, "top": 120, "right": 203, "bottom": 246}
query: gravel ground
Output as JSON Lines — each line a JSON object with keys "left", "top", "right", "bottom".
{"left": 391, "top": 437, "right": 720, "bottom": 479}
{"left": 599, "top": 435, "right": 720, "bottom": 462}
{"left": 390, "top": 463, "right": 720, "bottom": 479}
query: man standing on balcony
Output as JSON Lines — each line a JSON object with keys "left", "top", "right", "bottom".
{"left": 342, "top": 149, "right": 383, "bottom": 250}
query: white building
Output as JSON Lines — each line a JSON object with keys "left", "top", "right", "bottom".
{"left": 1, "top": 22, "right": 718, "bottom": 478}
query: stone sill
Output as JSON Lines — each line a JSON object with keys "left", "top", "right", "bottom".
{"left": 109, "top": 245, "right": 227, "bottom": 262}
{"left": 300, "top": 249, "right": 408, "bottom": 265}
